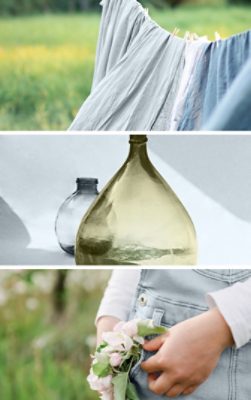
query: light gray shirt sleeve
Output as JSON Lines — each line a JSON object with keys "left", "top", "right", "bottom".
{"left": 206, "top": 277, "right": 251, "bottom": 348}
{"left": 96, "top": 269, "right": 140, "bottom": 324}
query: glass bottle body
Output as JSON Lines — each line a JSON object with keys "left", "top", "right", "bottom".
{"left": 55, "top": 178, "right": 98, "bottom": 255}
{"left": 75, "top": 136, "right": 197, "bottom": 265}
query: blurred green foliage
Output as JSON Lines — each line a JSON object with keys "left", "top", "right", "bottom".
{"left": 228, "top": 0, "right": 251, "bottom": 3}
{"left": 0, "top": 270, "right": 110, "bottom": 400}
{"left": 0, "top": 14, "right": 98, "bottom": 130}
{"left": 0, "top": 0, "right": 99, "bottom": 15}
{"left": 0, "top": 6, "right": 250, "bottom": 130}
{"left": 0, "top": 0, "right": 250, "bottom": 15}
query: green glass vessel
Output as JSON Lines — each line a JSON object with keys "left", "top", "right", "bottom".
{"left": 75, "top": 135, "right": 197, "bottom": 265}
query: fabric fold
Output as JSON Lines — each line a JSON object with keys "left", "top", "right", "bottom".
{"left": 69, "top": 0, "right": 186, "bottom": 131}
{"left": 203, "top": 58, "right": 251, "bottom": 131}
{"left": 178, "top": 30, "right": 251, "bottom": 130}
{"left": 92, "top": 0, "right": 149, "bottom": 88}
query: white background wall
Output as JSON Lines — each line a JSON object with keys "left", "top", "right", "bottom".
{"left": 0, "top": 134, "right": 251, "bottom": 265}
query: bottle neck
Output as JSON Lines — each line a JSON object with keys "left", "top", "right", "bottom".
{"left": 76, "top": 179, "right": 98, "bottom": 194}
{"left": 128, "top": 135, "right": 149, "bottom": 159}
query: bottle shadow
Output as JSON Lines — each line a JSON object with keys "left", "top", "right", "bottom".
{"left": 0, "top": 196, "right": 30, "bottom": 250}
{"left": 0, "top": 197, "right": 74, "bottom": 265}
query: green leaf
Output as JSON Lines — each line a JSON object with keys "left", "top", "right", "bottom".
{"left": 137, "top": 320, "right": 168, "bottom": 337}
{"left": 126, "top": 381, "right": 140, "bottom": 400}
{"left": 96, "top": 341, "right": 108, "bottom": 353}
{"left": 112, "top": 372, "right": 128, "bottom": 400}
{"left": 92, "top": 360, "right": 111, "bottom": 378}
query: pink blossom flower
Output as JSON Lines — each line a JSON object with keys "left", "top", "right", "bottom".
{"left": 109, "top": 352, "right": 122, "bottom": 367}
{"left": 102, "top": 331, "right": 133, "bottom": 352}
{"left": 88, "top": 319, "right": 167, "bottom": 398}
{"left": 87, "top": 373, "right": 112, "bottom": 392}
{"left": 122, "top": 320, "right": 138, "bottom": 337}
{"left": 113, "top": 321, "right": 126, "bottom": 332}
{"left": 113, "top": 319, "right": 140, "bottom": 338}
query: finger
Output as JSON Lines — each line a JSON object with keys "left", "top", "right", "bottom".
{"left": 148, "top": 373, "right": 173, "bottom": 396}
{"left": 148, "top": 372, "right": 159, "bottom": 381}
{"left": 182, "top": 385, "right": 198, "bottom": 395}
{"left": 143, "top": 335, "right": 166, "bottom": 352}
{"left": 141, "top": 354, "right": 163, "bottom": 373}
{"left": 165, "top": 384, "right": 184, "bottom": 398}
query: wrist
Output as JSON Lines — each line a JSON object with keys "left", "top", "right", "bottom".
{"left": 208, "top": 307, "right": 234, "bottom": 350}
{"left": 96, "top": 316, "right": 121, "bottom": 345}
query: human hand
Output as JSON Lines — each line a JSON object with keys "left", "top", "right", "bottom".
{"left": 141, "top": 307, "right": 234, "bottom": 397}
{"left": 96, "top": 316, "right": 121, "bottom": 345}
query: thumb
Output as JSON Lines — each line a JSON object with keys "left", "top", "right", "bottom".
{"left": 143, "top": 334, "right": 167, "bottom": 352}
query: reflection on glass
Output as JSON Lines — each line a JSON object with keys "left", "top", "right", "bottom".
{"left": 55, "top": 178, "right": 98, "bottom": 255}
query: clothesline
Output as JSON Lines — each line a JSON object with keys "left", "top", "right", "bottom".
{"left": 135, "top": 0, "right": 250, "bottom": 43}
{"left": 171, "top": 28, "right": 221, "bottom": 42}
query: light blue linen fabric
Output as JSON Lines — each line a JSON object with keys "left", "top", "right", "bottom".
{"left": 129, "top": 269, "right": 251, "bottom": 400}
{"left": 178, "top": 30, "right": 251, "bottom": 130}
{"left": 69, "top": 0, "right": 251, "bottom": 131}
{"left": 203, "top": 58, "right": 251, "bottom": 131}
{"left": 69, "top": 0, "right": 186, "bottom": 131}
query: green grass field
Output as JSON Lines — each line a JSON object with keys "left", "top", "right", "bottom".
{"left": 0, "top": 5, "right": 251, "bottom": 130}
{"left": 0, "top": 271, "right": 110, "bottom": 400}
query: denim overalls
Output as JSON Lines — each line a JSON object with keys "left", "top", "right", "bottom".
{"left": 129, "top": 270, "right": 251, "bottom": 400}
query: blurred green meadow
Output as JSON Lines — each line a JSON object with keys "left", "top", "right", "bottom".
{"left": 0, "top": 4, "right": 251, "bottom": 130}
{"left": 0, "top": 270, "right": 110, "bottom": 400}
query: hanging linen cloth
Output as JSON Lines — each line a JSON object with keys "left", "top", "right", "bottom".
{"left": 91, "top": 0, "right": 148, "bottom": 88}
{"left": 170, "top": 37, "right": 208, "bottom": 130}
{"left": 69, "top": 0, "right": 251, "bottom": 131}
{"left": 203, "top": 58, "right": 251, "bottom": 131}
{"left": 178, "top": 30, "right": 251, "bottom": 130}
{"left": 69, "top": 0, "right": 187, "bottom": 131}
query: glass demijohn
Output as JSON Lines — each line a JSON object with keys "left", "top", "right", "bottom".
{"left": 75, "top": 136, "right": 197, "bottom": 265}
{"left": 55, "top": 178, "right": 98, "bottom": 255}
